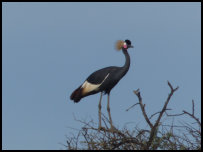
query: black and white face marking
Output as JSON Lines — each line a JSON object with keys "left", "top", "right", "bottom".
{"left": 123, "top": 42, "right": 127, "bottom": 49}
{"left": 124, "top": 39, "right": 133, "bottom": 49}
{"left": 125, "top": 39, "right": 131, "bottom": 46}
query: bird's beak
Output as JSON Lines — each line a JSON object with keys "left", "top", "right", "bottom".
{"left": 129, "top": 45, "right": 134, "bottom": 48}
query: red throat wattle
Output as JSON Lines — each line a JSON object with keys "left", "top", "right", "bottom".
{"left": 124, "top": 44, "right": 127, "bottom": 49}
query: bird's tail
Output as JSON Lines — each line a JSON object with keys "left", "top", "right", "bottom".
{"left": 70, "top": 85, "right": 83, "bottom": 103}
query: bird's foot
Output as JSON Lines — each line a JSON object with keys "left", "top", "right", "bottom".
{"left": 98, "top": 126, "right": 106, "bottom": 131}
{"left": 109, "top": 125, "right": 117, "bottom": 132}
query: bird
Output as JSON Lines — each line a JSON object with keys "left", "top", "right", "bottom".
{"left": 70, "top": 39, "right": 134, "bottom": 130}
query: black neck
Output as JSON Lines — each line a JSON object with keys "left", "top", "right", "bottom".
{"left": 120, "top": 48, "right": 130, "bottom": 76}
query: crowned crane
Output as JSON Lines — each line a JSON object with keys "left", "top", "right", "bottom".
{"left": 70, "top": 39, "right": 133, "bottom": 130}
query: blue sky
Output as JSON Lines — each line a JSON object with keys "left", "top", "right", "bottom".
{"left": 2, "top": 2, "right": 201, "bottom": 150}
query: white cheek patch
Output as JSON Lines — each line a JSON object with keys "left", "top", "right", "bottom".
{"left": 123, "top": 42, "right": 127, "bottom": 49}
{"left": 81, "top": 73, "right": 110, "bottom": 95}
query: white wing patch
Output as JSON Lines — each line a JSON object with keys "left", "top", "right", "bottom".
{"left": 81, "top": 73, "right": 109, "bottom": 95}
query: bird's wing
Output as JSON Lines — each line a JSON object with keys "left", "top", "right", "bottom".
{"left": 86, "top": 66, "right": 117, "bottom": 84}
{"left": 71, "top": 66, "right": 118, "bottom": 100}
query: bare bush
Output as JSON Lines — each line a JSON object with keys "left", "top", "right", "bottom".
{"left": 64, "top": 81, "right": 201, "bottom": 150}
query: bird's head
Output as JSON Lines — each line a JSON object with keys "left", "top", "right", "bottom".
{"left": 115, "top": 39, "right": 134, "bottom": 51}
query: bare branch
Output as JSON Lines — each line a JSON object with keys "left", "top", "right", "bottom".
{"left": 133, "top": 89, "right": 153, "bottom": 129}
{"left": 182, "top": 110, "right": 201, "bottom": 127}
{"left": 149, "top": 108, "right": 172, "bottom": 120}
{"left": 125, "top": 103, "right": 140, "bottom": 112}
{"left": 65, "top": 81, "right": 200, "bottom": 150}
{"left": 146, "top": 81, "right": 179, "bottom": 149}
{"left": 192, "top": 100, "right": 195, "bottom": 116}
{"left": 165, "top": 111, "right": 185, "bottom": 117}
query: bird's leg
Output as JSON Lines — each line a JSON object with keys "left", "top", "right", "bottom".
{"left": 107, "top": 93, "right": 115, "bottom": 131}
{"left": 98, "top": 92, "right": 104, "bottom": 131}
